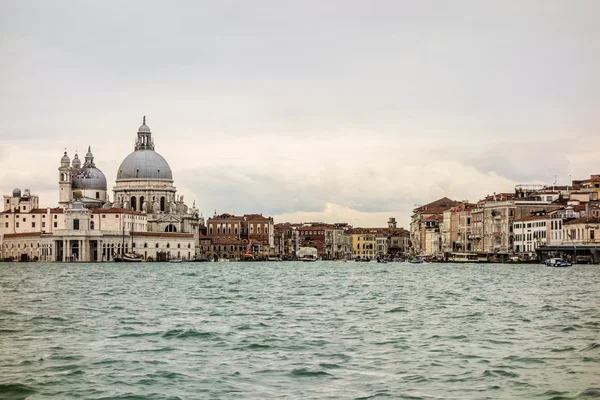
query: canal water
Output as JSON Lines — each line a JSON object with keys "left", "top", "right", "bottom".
{"left": 0, "top": 262, "right": 598, "bottom": 399}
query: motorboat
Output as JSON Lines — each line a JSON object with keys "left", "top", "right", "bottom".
{"left": 545, "top": 258, "right": 572, "bottom": 267}
{"left": 408, "top": 258, "right": 423, "bottom": 264}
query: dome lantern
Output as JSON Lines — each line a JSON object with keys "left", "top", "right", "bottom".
{"left": 135, "top": 115, "right": 154, "bottom": 151}
{"left": 72, "top": 152, "right": 81, "bottom": 169}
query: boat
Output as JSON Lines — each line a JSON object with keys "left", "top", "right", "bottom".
{"left": 114, "top": 226, "right": 144, "bottom": 262}
{"left": 169, "top": 259, "right": 183, "bottom": 263}
{"left": 448, "top": 252, "right": 489, "bottom": 263}
{"left": 408, "top": 257, "right": 423, "bottom": 264}
{"left": 545, "top": 258, "right": 572, "bottom": 267}
{"left": 377, "top": 259, "right": 388, "bottom": 263}
{"left": 300, "top": 255, "right": 317, "bottom": 262}
{"left": 114, "top": 253, "right": 144, "bottom": 262}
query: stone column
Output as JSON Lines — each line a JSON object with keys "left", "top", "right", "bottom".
{"left": 62, "top": 240, "right": 67, "bottom": 262}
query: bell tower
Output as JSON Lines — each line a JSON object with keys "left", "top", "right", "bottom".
{"left": 59, "top": 150, "right": 73, "bottom": 208}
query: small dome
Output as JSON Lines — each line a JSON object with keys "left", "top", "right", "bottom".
{"left": 61, "top": 151, "right": 70, "bottom": 164}
{"left": 72, "top": 166, "right": 107, "bottom": 190}
{"left": 138, "top": 123, "right": 151, "bottom": 133}
{"left": 72, "top": 153, "right": 81, "bottom": 169}
{"left": 138, "top": 116, "right": 151, "bottom": 133}
{"left": 12, "top": 188, "right": 21, "bottom": 197}
{"left": 117, "top": 150, "right": 173, "bottom": 181}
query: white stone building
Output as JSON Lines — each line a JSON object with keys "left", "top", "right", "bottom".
{"left": 1, "top": 117, "right": 201, "bottom": 262}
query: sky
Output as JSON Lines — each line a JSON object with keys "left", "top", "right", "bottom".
{"left": 0, "top": 1, "right": 598, "bottom": 228}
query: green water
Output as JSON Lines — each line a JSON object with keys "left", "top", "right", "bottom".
{"left": 0, "top": 262, "right": 599, "bottom": 399}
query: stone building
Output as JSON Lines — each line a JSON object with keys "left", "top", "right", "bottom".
{"left": 1, "top": 117, "right": 201, "bottom": 262}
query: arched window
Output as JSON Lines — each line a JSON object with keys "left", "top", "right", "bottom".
{"left": 156, "top": 243, "right": 159, "bottom": 248}
{"left": 131, "top": 196, "right": 137, "bottom": 211}
{"left": 167, "top": 243, "right": 170, "bottom": 248}
{"left": 144, "top": 243, "right": 147, "bottom": 248}
{"left": 165, "top": 224, "right": 177, "bottom": 233}
{"left": 140, "top": 196, "right": 144, "bottom": 210}
{"left": 177, "top": 243, "right": 181, "bottom": 248}
{"left": 160, "top": 196, "right": 166, "bottom": 212}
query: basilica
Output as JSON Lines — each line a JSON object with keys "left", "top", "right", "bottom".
{"left": 1, "top": 118, "right": 203, "bottom": 262}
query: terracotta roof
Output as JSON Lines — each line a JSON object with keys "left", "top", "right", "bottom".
{"left": 134, "top": 232, "right": 194, "bottom": 238}
{"left": 414, "top": 197, "right": 460, "bottom": 213}
{"left": 0, "top": 207, "right": 64, "bottom": 215}
{"left": 3, "top": 232, "right": 42, "bottom": 238}
{"left": 564, "top": 217, "right": 600, "bottom": 225}
{"left": 208, "top": 214, "right": 244, "bottom": 221}
{"left": 244, "top": 214, "right": 271, "bottom": 221}
{"left": 91, "top": 208, "right": 143, "bottom": 215}
{"left": 29, "top": 207, "right": 64, "bottom": 214}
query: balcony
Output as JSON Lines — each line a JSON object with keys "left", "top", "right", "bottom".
{"left": 493, "top": 232, "right": 501, "bottom": 237}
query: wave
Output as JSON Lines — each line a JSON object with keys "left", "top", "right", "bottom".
{"left": 0, "top": 383, "right": 37, "bottom": 400}
{"left": 162, "top": 329, "right": 215, "bottom": 339}
{"left": 580, "top": 343, "right": 600, "bottom": 352}
{"left": 290, "top": 368, "right": 333, "bottom": 377}
{"left": 386, "top": 307, "right": 409, "bottom": 313}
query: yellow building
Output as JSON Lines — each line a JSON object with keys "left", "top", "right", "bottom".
{"left": 351, "top": 230, "right": 376, "bottom": 260}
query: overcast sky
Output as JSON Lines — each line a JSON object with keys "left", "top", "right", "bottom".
{"left": 1, "top": 1, "right": 598, "bottom": 227}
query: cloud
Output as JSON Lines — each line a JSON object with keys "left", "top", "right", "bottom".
{"left": 0, "top": 1, "right": 598, "bottom": 227}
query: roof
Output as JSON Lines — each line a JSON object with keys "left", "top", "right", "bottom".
{"left": 0, "top": 207, "right": 64, "bottom": 215}
{"left": 414, "top": 197, "right": 459, "bottom": 213}
{"left": 244, "top": 214, "right": 271, "bottom": 221}
{"left": 564, "top": 217, "right": 600, "bottom": 225}
{"left": 134, "top": 232, "right": 194, "bottom": 238}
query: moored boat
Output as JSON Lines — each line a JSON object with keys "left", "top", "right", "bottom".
{"left": 545, "top": 258, "right": 572, "bottom": 267}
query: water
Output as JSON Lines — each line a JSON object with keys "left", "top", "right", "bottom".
{"left": 0, "top": 262, "right": 599, "bottom": 399}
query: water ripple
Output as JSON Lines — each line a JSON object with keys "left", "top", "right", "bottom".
{"left": 0, "top": 261, "right": 599, "bottom": 399}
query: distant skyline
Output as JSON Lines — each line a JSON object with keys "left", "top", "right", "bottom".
{"left": 1, "top": 1, "right": 598, "bottom": 227}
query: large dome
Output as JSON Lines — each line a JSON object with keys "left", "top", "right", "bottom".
{"left": 116, "top": 150, "right": 173, "bottom": 181}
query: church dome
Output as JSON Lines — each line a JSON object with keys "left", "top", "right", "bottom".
{"left": 60, "top": 151, "right": 70, "bottom": 164}
{"left": 116, "top": 117, "right": 173, "bottom": 182}
{"left": 72, "top": 146, "right": 107, "bottom": 190}
{"left": 116, "top": 150, "right": 173, "bottom": 181}
{"left": 72, "top": 153, "right": 81, "bottom": 169}
{"left": 73, "top": 167, "right": 107, "bottom": 190}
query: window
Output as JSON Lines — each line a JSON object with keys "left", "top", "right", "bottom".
{"left": 32, "top": 222, "right": 35, "bottom": 228}
{"left": 54, "top": 222, "right": 57, "bottom": 228}
{"left": 102, "top": 215, "right": 106, "bottom": 218}
{"left": 96, "top": 192, "right": 100, "bottom": 199}
{"left": 90, "top": 221, "right": 95, "bottom": 230}
{"left": 73, "top": 219, "right": 80, "bottom": 230}
{"left": 54, "top": 215, "right": 57, "bottom": 219}
{"left": 591, "top": 230, "right": 595, "bottom": 240}
{"left": 42, "top": 222, "right": 45, "bottom": 228}
{"left": 16, "top": 222, "right": 19, "bottom": 228}
{"left": 4, "top": 222, "right": 7, "bottom": 228}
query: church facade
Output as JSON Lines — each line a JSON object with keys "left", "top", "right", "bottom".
{"left": 0, "top": 118, "right": 201, "bottom": 262}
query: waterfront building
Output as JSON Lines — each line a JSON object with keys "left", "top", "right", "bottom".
{"left": 1, "top": 118, "right": 200, "bottom": 262}
{"left": 410, "top": 197, "right": 460, "bottom": 255}
{"left": 204, "top": 212, "right": 274, "bottom": 260}
{"left": 563, "top": 217, "right": 600, "bottom": 245}
{"left": 351, "top": 229, "right": 377, "bottom": 260}
{"left": 512, "top": 214, "right": 550, "bottom": 254}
